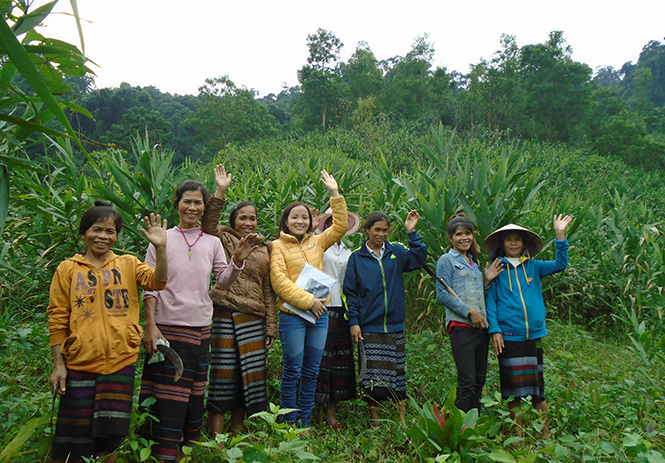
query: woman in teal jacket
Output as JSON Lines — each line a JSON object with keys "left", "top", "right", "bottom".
{"left": 343, "top": 210, "right": 427, "bottom": 427}
{"left": 484, "top": 214, "right": 572, "bottom": 438}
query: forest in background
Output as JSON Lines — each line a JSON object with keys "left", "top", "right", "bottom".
{"left": 13, "top": 28, "right": 665, "bottom": 169}
{"left": 3, "top": 3, "right": 665, "bottom": 462}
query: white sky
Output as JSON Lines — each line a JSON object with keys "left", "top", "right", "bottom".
{"left": 41, "top": 0, "right": 665, "bottom": 97}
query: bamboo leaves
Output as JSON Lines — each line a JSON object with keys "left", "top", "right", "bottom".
{"left": 0, "top": 165, "right": 7, "bottom": 233}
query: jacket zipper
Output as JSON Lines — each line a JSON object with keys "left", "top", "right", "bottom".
{"left": 98, "top": 267, "right": 110, "bottom": 375}
{"left": 513, "top": 265, "right": 529, "bottom": 339}
{"left": 379, "top": 258, "right": 388, "bottom": 332}
{"left": 243, "top": 253, "right": 255, "bottom": 303}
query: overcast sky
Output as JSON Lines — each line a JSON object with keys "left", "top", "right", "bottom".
{"left": 42, "top": 0, "right": 664, "bottom": 97}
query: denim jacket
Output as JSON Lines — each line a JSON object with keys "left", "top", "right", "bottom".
{"left": 436, "top": 249, "right": 487, "bottom": 326}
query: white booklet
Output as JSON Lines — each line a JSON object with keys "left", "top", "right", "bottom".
{"left": 283, "top": 263, "right": 337, "bottom": 324}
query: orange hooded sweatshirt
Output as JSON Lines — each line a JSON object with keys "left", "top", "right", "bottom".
{"left": 48, "top": 252, "right": 167, "bottom": 375}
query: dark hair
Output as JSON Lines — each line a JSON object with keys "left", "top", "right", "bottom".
{"left": 364, "top": 211, "right": 391, "bottom": 232}
{"left": 173, "top": 180, "right": 210, "bottom": 209}
{"left": 79, "top": 200, "right": 123, "bottom": 236}
{"left": 278, "top": 201, "right": 312, "bottom": 235}
{"left": 446, "top": 213, "right": 478, "bottom": 264}
{"left": 229, "top": 201, "right": 257, "bottom": 228}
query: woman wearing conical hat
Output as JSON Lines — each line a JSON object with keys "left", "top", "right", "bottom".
{"left": 484, "top": 215, "right": 573, "bottom": 438}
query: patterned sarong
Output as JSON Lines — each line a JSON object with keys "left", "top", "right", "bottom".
{"left": 52, "top": 365, "right": 134, "bottom": 461}
{"left": 207, "top": 306, "right": 268, "bottom": 417}
{"left": 498, "top": 338, "right": 545, "bottom": 402}
{"left": 139, "top": 325, "right": 210, "bottom": 461}
{"left": 359, "top": 331, "right": 406, "bottom": 403}
{"left": 315, "top": 306, "right": 357, "bottom": 404}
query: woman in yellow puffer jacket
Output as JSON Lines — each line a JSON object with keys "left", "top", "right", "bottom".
{"left": 270, "top": 170, "right": 347, "bottom": 427}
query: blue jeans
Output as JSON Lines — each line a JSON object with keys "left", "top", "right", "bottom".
{"left": 279, "top": 312, "right": 329, "bottom": 425}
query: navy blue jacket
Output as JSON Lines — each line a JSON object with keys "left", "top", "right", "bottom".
{"left": 343, "top": 231, "right": 427, "bottom": 333}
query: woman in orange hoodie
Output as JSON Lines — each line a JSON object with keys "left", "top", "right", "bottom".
{"left": 48, "top": 201, "right": 168, "bottom": 463}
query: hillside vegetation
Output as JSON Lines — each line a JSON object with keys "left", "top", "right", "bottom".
{"left": 2, "top": 4, "right": 665, "bottom": 462}
{"left": 2, "top": 126, "right": 665, "bottom": 461}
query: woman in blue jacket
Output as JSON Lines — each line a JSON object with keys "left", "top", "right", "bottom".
{"left": 344, "top": 210, "right": 427, "bottom": 427}
{"left": 484, "top": 214, "right": 572, "bottom": 438}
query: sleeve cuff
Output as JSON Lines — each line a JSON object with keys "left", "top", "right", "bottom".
{"left": 230, "top": 256, "right": 245, "bottom": 270}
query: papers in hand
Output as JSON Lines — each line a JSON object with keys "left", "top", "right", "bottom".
{"left": 283, "top": 263, "right": 336, "bottom": 324}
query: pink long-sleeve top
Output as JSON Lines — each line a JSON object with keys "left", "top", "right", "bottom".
{"left": 144, "top": 226, "right": 243, "bottom": 327}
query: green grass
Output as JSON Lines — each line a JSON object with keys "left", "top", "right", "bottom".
{"left": 2, "top": 312, "right": 664, "bottom": 462}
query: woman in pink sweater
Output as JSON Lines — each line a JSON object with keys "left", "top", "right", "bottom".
{"left": 139, "top": 180, "right": 261, "bottom": 462}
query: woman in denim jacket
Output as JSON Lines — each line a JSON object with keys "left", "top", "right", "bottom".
{"left": 436, "top": 214, "right": 503, "bottom": 412}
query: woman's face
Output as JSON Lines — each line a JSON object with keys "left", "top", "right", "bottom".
{"left": 83, "top": 216, "right": 118, "bottom": 259}
{"left": 450, "top": 226, "right": 474, "bottom": 255}
{"left": 177, "top": 190, "right": 205, "bottom": 229}
{"left": 503, "top": 232, "right": 524, "bottom": 258}
{"left": 286, "top": 205, "right": 310, "bottom": 237}
{"left": 366, "top": 220, "right": 390, "bottom": 250}
{"left": 234, "top": 205, "right": 258, "bottom": 236}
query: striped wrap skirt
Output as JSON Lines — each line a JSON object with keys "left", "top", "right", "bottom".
{"left": 498, "top": 338, "right": 546, "bottom": 402}
{"left": 207, "top": 306, "right": 268, "bottom": 417}
{"left": 139, "top": 325, "right": 210, "bottom": 461}
{"left": 360, "top": 331, "right": 406, "bottom": 403}
{"left": 51, "top": 365, "right": 135, "bottom": 461}
{"left": 315, "top": 306, "right": 356, "bottom": 404}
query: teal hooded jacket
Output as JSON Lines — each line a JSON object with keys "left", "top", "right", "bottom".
{"left": 486, "top": 238, "right": 569, "bottom": 341}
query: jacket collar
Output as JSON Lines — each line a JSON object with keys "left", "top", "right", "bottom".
{"left": 224, "top": 226, "right": 270, "bottom": 250}
{"left": 357, "top": 239, "right": 395, "bottom": 257}
{"left": 499, "top": 255, "right": 530, "bottom": 268}
{"left": 278, "top": 231, "right": 314, "bottom": 245}
{"left": 71, "top": 251, "right": 118, "bottom": 268}
{"left": 220, "top": 225, "right": 240, "bottom": 239}
{"left": 449, "top": 248, "right": 465, "bottom": 259}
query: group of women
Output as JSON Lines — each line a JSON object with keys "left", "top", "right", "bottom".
{"left": 47, "top": 166, "right": 571, "bottom": 462}
{"left": 436, "top": 213, "right": 571, "bottom": 438}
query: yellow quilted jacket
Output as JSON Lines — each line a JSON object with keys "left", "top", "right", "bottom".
{"left": 270, "top": 196, "right": 348, "bottom": 314}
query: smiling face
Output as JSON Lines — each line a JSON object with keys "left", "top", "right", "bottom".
{"left": 286, "top": 205, "right": 310, "bottom": 237}
{"left": 449, "top": 226, "right": 474, "bottom": 256}
{"left": 83, "top": 216, "right": 118, "bottom": 260}
{"left": 366, "top": 220, "right": 390, "bottom": 251}
{"left": 177, "top": 190, "right": 205, "bottom": 229}
{"left": 503, "top": 232, "right": 525, "bottom": 258}
{"left": 233, "top": 205, "right": 258, "bottom": 236}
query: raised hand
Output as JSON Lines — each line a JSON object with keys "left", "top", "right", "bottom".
{"left": 484, "top": 258, "right": 504, "bottom": 284}
{"left": 233, "top": 232, "right": 263, "bottom": 264}
{"left": 214, "top": 164, "right": 232, "bottom": 198}
{"left": 404, "top": 210, "right": 420, "bottom": 233}
{"left": 320, "top": 170, "right": 339, "bottom": 197}
{"left": 139, "top": 213, "right": 168, "bottom": 248}
{"left": 553, "top": 214, "right": 573, "bottom": 240}
{"left": 309, "top": 207, "right": 321, "bottom": 231}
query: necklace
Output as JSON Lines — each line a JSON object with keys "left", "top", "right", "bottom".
{"left": 176, "top": 226, "right": 204, "bottom": 261}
